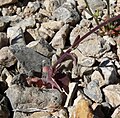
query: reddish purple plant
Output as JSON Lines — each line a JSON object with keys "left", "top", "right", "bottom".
{"left": 27, "top": 14, "right": 120, "bottom": 92}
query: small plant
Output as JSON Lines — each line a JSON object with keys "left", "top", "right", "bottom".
{"left": 26, "top": 14, "right": 120, "bottom": 93}
{"left": 84, "top": 0, "right": 120, "bottom": 36}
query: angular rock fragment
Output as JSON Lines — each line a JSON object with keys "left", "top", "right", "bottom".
{"left": 71, "top": 98, "right": 94, "bottom": 118}
{"left": 50, "top": 24, "right": 70, "bottom": 49}
{"left": 84, "top": 80, "right": 103, "bottom": 103}
{"left": 27, "top": 38, "right": 54, "bottom": 57}
{"left": 41, "top": 20, "right": 64, "bottom": 31}
{"left": 24, "top": 1, "right": 40, "bottom": 13}
{"left": 0, "top": 94, "right": 10, "bottom": 118}
{"left": 6, "top": 85, "right": 63, "bottom": 111}
{"left": 0, "top": 47, "right": 16, "bottom": 67}
{"left": 103, "top": 85, "right": 120, "bottom": 108}
{"left": 0, "top": 0, "right": 18, "bottom": 7}
{"left": 52, "top": 2, "right": 80, "bottom": 25}
{"left": 0, "top": 32, "right": 8, "bottom": 49}
{"left": 7, "top": 27, "right": 26, "bottom": 46}
{"left": 10, "top": 45, "right": 50, "bottom": 73}
{"left": 77, "top": 33, "right": 111, "bottom": 57}
{"left": 44, "top": 0, "right": 65, "bottom": 13}
{"left": 99, "top": 58, "right": 119, "bottom": 86}
{"left": 111, "top": 106, "right": 120, "bottom": 118}
{"left": 86, "top": 0, "right": 105, "bottom": 12}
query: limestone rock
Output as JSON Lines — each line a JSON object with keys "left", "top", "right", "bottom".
{"left": 26, "top": 29, "right": 48, "bottom": 41}
{"left": 84, "top": 80, "right": 103, "bottom": 103}
{"left": 26, "top": 112, "right": 52, "bottom": 118}
{"left": 24, "top": 1, "right": 40, "bottom": 13}
{"left": 10, "top": 17, "right": 36, "bottom": 32}
{"left": 39, "top": 26, "right": 55, "bottom": 38}
{"left": 86, "top": 0, "right": 105, "bottom": 12}
{"left": 52, "top": 108, "right": 69, "bottom": 118}
{"left": 0, "top": 0, "right": 18, "bottom": 7}
{"left": 111, "top": 106, "right": 120, "bottom": 118}
{"left": 0, "top": 95, "right": 10, "bottom": 118}
{"left": 91, "top": 70, "right": 104, "bottom": 87}
{"left": 7, "top": 27, "right": 26, "bottom": 46}
{"left": 0, "top": 47, "right": 16, "bottom": 67}
{"left": 41, "top": 20, "right": 64, "bottom": 31}
{"left": 103, "top": 84, "right": 120, "bottom": 108}
{"left": 50, "top": 24, "right": 70, "bottom": 49}
{"left": 77, "top": 33, "right": 111, "bottom": 57}
{"left": 6, "top": 85, "right": 63, "bottom": 111}
{"left": 70, "top": 25, "right": 81, "bottom": 45}
{"left": 0, "top": 32, "right": 8, "bottom": 49}
{"left": 99, "top": 58, "right": 119, "bottom": 85}
{"left": 27, "top": 38, "right": 54, "bottom": 57}
{"left": 44, "top": 0, "right": 65, "bottom": 13}
{"left": 71, "top": 98, "right": 94, "bottom": 118}
{"left": 10, "top": 45, "right": 50, "bottom": 73}
{"left": 0, "top": 20, "right": 7, "bottom": 31}
{"left": 52, "top": 2, "right": 80, "bottom": 25}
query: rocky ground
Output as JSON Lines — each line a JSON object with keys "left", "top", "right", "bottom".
{"left": 0, "top": 0, "right": 120, "bottom": 118}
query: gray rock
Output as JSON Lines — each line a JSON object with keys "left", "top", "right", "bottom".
{"left": 91, "top": 70, "right": 105, "bottom": 87}
{"left": 86, "top": 0, "right": 105, "bottom": 12}
{"left": 27, "top": 38, "right": 54, "bottom": 57}
{"left": 27, "top": 1, "right": 40, "bottom": 13}
{"left": 41, "top": 20, "right": 64, "bottom": 31}
{"left": 7, "top": 27, "right": 26, "bottom": 46}
{"left": 84, "top": 80, "right": 103, "bottom": 103}
{"left": 50, "top": 24, "right": 70, "bottom": 49}
{"left": 52, "top": 2, "right": 80, "bottom": 25}
{"left": 0, "top": 0, "right": 18, "bottom": 7}
{"left": 99, "top": 58, "right": 119, "bottom": 85}
{"left": 10, "top": 45, "right": 50, "bottom": 73}
{"left": 80, "top": 57, "right": 95, "bottom": 67}
{"left": 0, "top": 47, "right": 17, "bottom": 67}
{"left": 0, "top": 20, "right": 7, "bottom": 31}
{"left": 77, "top": 32, "right": 111, "bottom": 57}
{"left": 6, "top": 85, "right": 63, "bottom": 111}
{"left": 111, "top": 106, "right": 120, "bottom": 118}
{"left": 23, "top": 1, "right": 40, "bottom": 15}
{"left": 44, "top": 0, "right": 65, "bottom": 13}
{"left": 0, "top": 32, "right": 8, "bottom": 49}
{"left": 26, "top": 28, "right": 48, "bottom": 41}
{"left": 103, "top": 84, "right": 120, "bottom": 108}
{"left": 0, "top": 94, "right": 10, "bottom": 118}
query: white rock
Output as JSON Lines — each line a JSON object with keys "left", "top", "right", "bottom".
{"left": 44, "top": 0, "right": 65, "bottom": 13}
{"left": 99, "top": 58, "right": 119, "bottom": 85}
{"left": 50, "top": 24, "right": 70, "bottom": 49}
{"left": 103, "top": 84, "right": 120, "bottom": 107}
{"left": 0, "top": 0, "right": 18, "bottom": 7}
{"left": 91, "top": 70, "right": 104, "bottom": 87}
{"left": 103, "top": 35, "right": 116, "bottom": 46}
{"left": 7, "top": 27, "right": 26, "bottom": 46}
{"left": 111, "top": 106, "right": 120, "bottom": 118}
{"left": 41, "top": 20, "right": 64, "bottom": 31}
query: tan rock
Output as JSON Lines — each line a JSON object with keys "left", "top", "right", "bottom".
{"left": 103, "top": 85, "right": 120, "bottom": 107}
{"left": 71, "top": 98, "right": 94, "bottom": 118}
{"left": 111, "top": 106, "right": 120, "bottom": 118}
{"left": 0, "top": 0, "right": 18, "bottom": 7}
{"left": 0, "top": 47, "right": 16, "bottom": 67}
{"left": 41, "top": 20, "right": 64, "bottom": 31}
{"left": 50, "top": 24, "right": 70, "bottom": 49}
{"left": 26, "top": 112, "right": 51, "bottom": 118}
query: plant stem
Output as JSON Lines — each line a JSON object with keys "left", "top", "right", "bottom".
{"left": 106, "top": 0, "right": 110, "bottom": 19}
{"left": 71, "top": 14, "right": 120, "bottom": 49}
{"left": 84, "top": 0, "right": 100, "bottom": 26}
{"left": 53, "top": 14, "right": 120, "bottom": 69}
